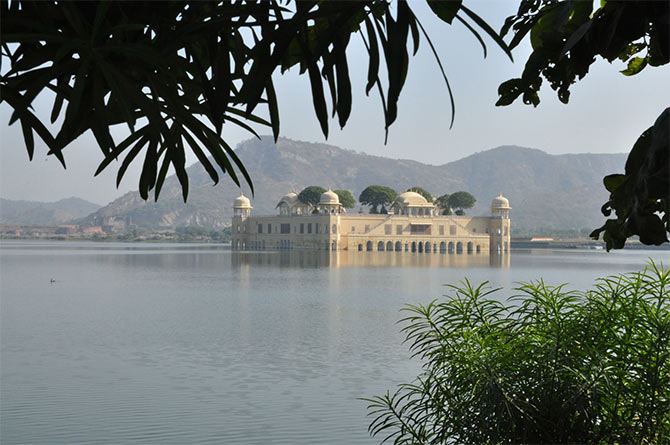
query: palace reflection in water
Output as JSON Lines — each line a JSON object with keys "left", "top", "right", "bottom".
{"left": 231, "top": 250, "right": 511, "bottom": 269}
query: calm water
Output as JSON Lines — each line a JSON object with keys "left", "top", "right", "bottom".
{"left": 1, "top": 241, "right": 667, "bottom": 444}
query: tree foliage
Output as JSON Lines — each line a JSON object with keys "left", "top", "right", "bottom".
{"left": 590, "top": 108, "right": 669, "bottom": 250}
{"left": 0, "top": 0, "right": 508, "bottom": 202}
{"left": 407, "top": 187, "right": 433, "bottom": 202}
{"left": 297, "top": 185, "right": 326, "bottom": 206}
{"left": 497, "top": 0, "right": 669, "bottom": 248}
{"left": 447, "top": 191, "right": 475, "bottom": 214}
{"left": 435, "top": 193, "right": 451, "bottom": 214}
{"left": 359, "top": 185, "right": 397, "bottom": 214}
{"left": 334, "top": 189, "right": 356, "bottom": 209}
{"left": 367, "top": 263, "right": 670, "bottom": 444}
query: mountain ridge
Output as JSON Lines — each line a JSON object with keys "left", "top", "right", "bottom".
{"left": 77, "top": 136, "right": 626, "bottom": 232}
{"left": 0, "top": 197, "right": 102, "bottom": 225}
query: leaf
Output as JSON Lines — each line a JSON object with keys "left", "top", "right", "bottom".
{"left": 265, "top": 77, "right": 280, "bottom": 141}
{"left": 182, "top": 129, "right": 219, "bottom": 185}
{"left": 94, "top": 127, "right": 147, "bottom": 176}
{"left": 460, "top": 5, "right": 513, "bottom": 61}
{"left": 426, "top": 0, "right": 462, "bottom": 25}
{"left": 171, "top": 135, "right": 189, "bottom": 203}
{"left": 455, "top": 15, "right": 487, "bottom": 58}
{"left": 363, "top": 16, "right": 380, "bottom": 95}
{"left": 334, "top": 34, "right": 352, "bottom": 128}
{"left": 603, "top": 174, "right": 626, "bottom": 193}
{"left": 154, "top": 151, "right": 172, "bottom": 202}
{"left": 116, "top": 134, "right": 149, "bottom": 187}
{"left": 620, "top": 56, "right": 647, "bottom": 76}
{"left": 50, "top": 75, "right": 68, "bottom": 124}
{"left": 138, "top": 139, "right": 158, "bottom": 200}
{"left": 19, "top": 118, "right": 35, "bottom": 160}
{"left": 414, "top": 17, "right": 456, "bottom": 129}
{"left": 300, "top": 35, "right": 329, "bottom": 137}
{"left": 561, "top": 19, "right": 593, "bottom": 57}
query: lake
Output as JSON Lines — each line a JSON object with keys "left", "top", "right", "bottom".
{"left": 1, "top": 241, "right": 667, "bottom": 444}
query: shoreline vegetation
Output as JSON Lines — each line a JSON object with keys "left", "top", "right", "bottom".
{"left": 366, "top": 263, "right": 670, "bottom": 443}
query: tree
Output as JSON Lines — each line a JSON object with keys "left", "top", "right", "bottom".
{"left": 435, "top": 193, "right": 451, "bottom": 215}
{"left": 334, "top": 189, "right": 356, "bottom": 209}
{"left": 407, "top": 187, "right": 433, "bottom": 202}
{"left": 297, "top": 186, "right": 326, "bottom": 207}
{"left": 367, "top": 264, "right": 670, "bottom": 443}
{"left": 496, "top": 0, "right": 669, "bottom": 249}
{"left": 0, "top": 0, "right": 507, "bottom": 202}
{"left": 359, "top": 185, "right": 397, "bottom": 214}
{"left": 447, "top": 191, "right": 475, "bottom": 215}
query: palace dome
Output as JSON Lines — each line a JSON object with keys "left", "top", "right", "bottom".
{"left": 319, "top": 189, "right": 340, "bottom": 205}
{"left": 233, "top": 194, "right": 251, "bottom": 208}
{"left": 396, "top": 191, "right": 429, "bottom": 206}
{"left": 491, "top": 193, "right": 511, "bottom": 210}
{"left": 277, "top": 191, "right": 298, "bottom": 206}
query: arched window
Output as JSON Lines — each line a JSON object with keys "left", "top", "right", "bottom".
{"left": 467, "top": 242, "right": 473, "bottom": 254}
{"left": 386, "top": 241, "right": 393, "bottom": 251}
{"left": 358, "top": 244, "right": 363, "bottom": 251}
{"left": 456, "top": 242, "right": 463, "bottom": 254}
{"left": 378, "top": 241, "right": 385, "bottom": 251}
{"left": 411, "top": 242, "right": 417, "bottom": 252}
{"left": 395, "top": 241, "right": 402, "bottom": 251}
{"left": 366, "top": 241, "right": 373, "bottom": 251}
{"left": 418, "top": 241, "right": 423, "bottom": 253}
{"left": 440, "top": 241, "right": 446, "bottom": 253}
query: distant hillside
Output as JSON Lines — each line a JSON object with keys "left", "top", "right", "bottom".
{"left": 0, "top": 197, "right": 101, "bottom": 225}
{"left": 82, "top": 137, "right": 627, "bottom": 232}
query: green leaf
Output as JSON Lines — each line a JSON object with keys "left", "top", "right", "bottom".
{"left": 620, "top": 56, "right": 647, "bottom": 76}
{"left": 603, "top": 174, "right": 626, "bottom": 193}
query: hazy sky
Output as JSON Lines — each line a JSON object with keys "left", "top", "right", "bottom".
{"left": 1, "top": 1, "right": 668, "bottom": 205}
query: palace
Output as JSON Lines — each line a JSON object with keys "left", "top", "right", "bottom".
{"left": 231, "top": 190, "right": 511, "bottom": 254}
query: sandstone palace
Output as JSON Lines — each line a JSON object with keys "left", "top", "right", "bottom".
{"left": 231, "top": 190, "right": 511, "bottom": 254}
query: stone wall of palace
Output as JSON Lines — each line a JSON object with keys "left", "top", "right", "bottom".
{"left": 232, "top": 213, "right": 511, "bottom": 253}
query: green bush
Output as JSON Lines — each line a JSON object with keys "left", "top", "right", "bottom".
{"left": 367, "top": 263, "right": 670, "bottom": 444}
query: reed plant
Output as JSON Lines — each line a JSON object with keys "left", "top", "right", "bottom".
{"left": 366, "top": 262, "right": 670, "bottom": 444}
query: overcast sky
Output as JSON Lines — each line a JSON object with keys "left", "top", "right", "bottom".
{"left": 1, "top": 1, "right": 668, "bottom": 205}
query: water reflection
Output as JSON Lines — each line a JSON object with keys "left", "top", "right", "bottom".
{"left": 231, "top": 250, "right": 510, "bottom": 268}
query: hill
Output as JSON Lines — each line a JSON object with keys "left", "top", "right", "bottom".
{"left": 82, "top": 137, "right": 626, "bottom": 233}
{"left": 0, "top": 197, "right": 101, "bottom": 225}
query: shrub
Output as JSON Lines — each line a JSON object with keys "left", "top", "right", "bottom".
{"left": 366, "top": 262, "right": 670, "bottom": 444}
